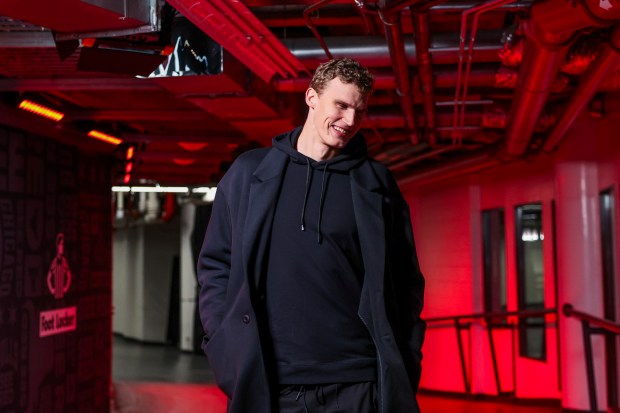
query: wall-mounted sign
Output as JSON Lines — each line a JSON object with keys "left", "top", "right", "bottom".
{"left": 46, "top": 233, "right": 72, "bottom": 300}
{"left": 39, "top": 306, "right": 77, "bottom": 337}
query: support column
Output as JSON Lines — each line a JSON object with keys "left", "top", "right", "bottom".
{"left": 555, "top": 162, "right": 606, "bottom": 411}
{"left": 179, "top": 203, "right": 198, "bottom": 351}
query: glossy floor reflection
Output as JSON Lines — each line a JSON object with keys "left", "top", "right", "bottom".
{"left": 111, "top": 335, "right": 563, "bottom": 413}
{"left": 112, "top": 334, "right": 214, "bottom": 384}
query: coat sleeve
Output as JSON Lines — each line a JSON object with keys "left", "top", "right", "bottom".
{"left": 197, "top": 187, "right": 233, "bottom": 339}
{"left": 388, "top": 187, "right": 426, "bottom": 394}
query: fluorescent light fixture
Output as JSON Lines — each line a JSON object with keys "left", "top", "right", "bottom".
{"left": 112, "top": 186, "right": 215, "bottom": 197}
{"left": 18, "top": 99, "right": 65, "bottom": 121}
{"left": 111, "top": 186, "right": 189, "bottom": 193}
{"left": 88, "top": 130, "right": 123, "bottom": 145}
{"left": 131, "top": 186, "right": 189, "bottom": 193}
{"left": 191, "top": 187, "right": 216, "bottom": 193}
{"left": 192, "top": 186, "right": 217, "bottom": 202}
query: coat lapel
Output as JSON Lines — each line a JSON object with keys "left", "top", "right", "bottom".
{"left": 350, "top": 163, "right": 386, "bottom": 321}
{"left": 242, "top": 149, "right": 288, "bottom": 290}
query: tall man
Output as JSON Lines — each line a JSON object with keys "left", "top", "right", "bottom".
{"left": 197, "top": 58, "right": 425, "bottom": 413}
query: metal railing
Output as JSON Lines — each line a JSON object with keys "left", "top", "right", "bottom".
{"left": 563, "top": 304, "right": 620, "bottom": 413}
{"left": 425, "top": 308, "right": 558, "bottom": 396}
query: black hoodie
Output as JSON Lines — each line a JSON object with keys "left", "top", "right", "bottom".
{"left": 265, "top": 127, "right": 377, "bottom": 385}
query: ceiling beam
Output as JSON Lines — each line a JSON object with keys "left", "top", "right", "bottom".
{"left": 0, "top": 77, "right": 162, "bottom": 92}
{"left": 65, "top": 110, "right": 216, "bottom": 122}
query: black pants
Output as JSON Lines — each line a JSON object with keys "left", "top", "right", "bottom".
{"left": 277, "top": 382, "right": 378, "bottom": 413}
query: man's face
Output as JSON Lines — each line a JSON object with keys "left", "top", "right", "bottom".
{"left": 306, "top": 77, "right": 368, "bottom": 151}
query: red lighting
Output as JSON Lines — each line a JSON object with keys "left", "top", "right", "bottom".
{"left": 162, "top": 45, "right": 175, "bottom": 56}
{"left": 125, "top": 163, "right": 133, "bottom": 173}
{"left": 82, "top": 38, "right": 96, "bottom": 48}
{"left": 178, "top": 142, "right": 208, "bottom": 151}
{"left": 123, "top": 174, "right": 131, "bottom": 184}
{"left": 87, "top": 130, "right": 123, "bottom": 145}
{"left": 126, "top": 147, "right": 135, "bottom": 160}
{"left": 173, "top": 158, "right": 195, "bottom": 166}
{"left": 18, "top": 100, "right": 64, "bottom": 121}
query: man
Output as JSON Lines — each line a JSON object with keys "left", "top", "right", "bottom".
{"left": 197, "top": 58, "right": 425, "bottom": 413}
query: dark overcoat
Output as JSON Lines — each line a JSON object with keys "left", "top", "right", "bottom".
{"left": 197, "top": 138, "right": 426, "bottom": 413}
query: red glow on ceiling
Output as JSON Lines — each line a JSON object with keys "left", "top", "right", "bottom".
{"left": 178, "top": 142, "right": 208, "bottom": 151}
{"left": 173, "top": 158, "right": 195, "bottom": 166}
{"left": 82, "top": 38, "right": 96, "bottom": 47}
{"left": 227, "top": 143, "right": 239, "bottom": 149}
{"left": 162, "top": 45, "right": 175, "bottom": 56}
{"left": 87, "top": 130, "right": 123, "bottom": 145}
{"left": 18, "top": 99, "right": 64, "bottom": 121}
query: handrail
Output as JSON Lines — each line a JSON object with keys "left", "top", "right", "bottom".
{"left": 425, "top": 307, "right": 557, "bottom": 324}
{"left": 423, "top": 307, "right": 558, "bottom": 397}
{"left": 563, "top": 303, "right": 620, "bottom": 334}
{"left": 562, "top": 303, "right": 620, "bottom": 413}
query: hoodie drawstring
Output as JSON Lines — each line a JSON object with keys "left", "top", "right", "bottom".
{"left": 300, "top": 157, "right": 311, "bottom": 232}
{"left": 317, "top": 163, "right": 328, "bottom": 244}
{"left": 300, "top": 158, "right": 329, "bottom": 244}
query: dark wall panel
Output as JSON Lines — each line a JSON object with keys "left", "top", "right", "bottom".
{"left": 0, "top": 126, "right": 112, "bottom": 413}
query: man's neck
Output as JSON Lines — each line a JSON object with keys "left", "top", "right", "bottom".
{"left": 297, "top": 127, "right": 339, "bottom": 161}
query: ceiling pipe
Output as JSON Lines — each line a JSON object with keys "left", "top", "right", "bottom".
{"left": 389, "top": 146, "right": 456, "bottom": 170}
{"left": 379, "top": 8, "right": 419, "bottom": 143}
{"left": 454, "top": 0, "right": 515, "bottom": 145}
{"left": 282, "top": 31, "right": 504, "bottom": 68}
{"left": 411, "top": 11, "right": 437, "bottom": 145}
{"left": 543, "top": 25, "right": 620, "bottom": 153}
{"left": 273, "top": 65, "right": 504, "bottom": 92}
{"left": 397, "top": 152, "right": 500, "bottom": 188}
{"left": 504, "top": 0, "right": 620, "bottom": 157}
{"left": 303, "top": 0, "right": 337, "bottom": 60}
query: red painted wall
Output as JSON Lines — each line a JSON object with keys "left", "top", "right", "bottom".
{"left": 403, "top": 94, "right": 620, "bottom": 404}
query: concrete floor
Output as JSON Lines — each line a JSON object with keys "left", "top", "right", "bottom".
{"left": 111, "top": 335, "right": 563, "bottom": 413}
{"left": 112, "top": 334, "right": 214, "bottom": 384}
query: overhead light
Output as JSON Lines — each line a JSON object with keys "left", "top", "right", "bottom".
{"left": 111, "top": 186, "right": 189, "bottom": 193}
{"left": 192, "top": 186, "right": 217, "bottom": 202}
{"left": 112, "top": 186, "right": 217, "bottom": 196}
{"left": 18, "top": 100, "right": 64, "bottom": 121}
{"left": 88, "top": 130, "right": 123, "bottom": 145}
{"left": 172, "top": 158, "right": 195, "bottom": 166}
{"left": 178, "top": 142, "right": 208, "bottom": 151}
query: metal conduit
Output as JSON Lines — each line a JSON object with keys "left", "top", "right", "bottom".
{"left": 281, "top": 31, "right": 504, "bottom": 68}
{"left": 412, "top": 11, "right": 437, "bottom": 145}
{"left": 504, "top": 0, "right": 620, "bottom": 156}
{"left": 543, "top": 25, "right": 620, "bottom": 152}
{"left": 380, "top": 9, "right": 419, "bottom": 143}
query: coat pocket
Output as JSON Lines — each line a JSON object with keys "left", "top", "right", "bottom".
{"left": 202, "top": 327, "right": 235, "bottom": 398}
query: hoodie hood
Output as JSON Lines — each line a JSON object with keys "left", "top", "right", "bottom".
{"left": 271, "top": 126, "right": 368, "bottom": 244}
{"left": 272, "top": 126, "right": 367, "bottom": 171}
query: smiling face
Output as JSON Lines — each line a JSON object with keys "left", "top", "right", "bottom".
{"left": 304, "top": 77, "right": 368, "bottom": 158}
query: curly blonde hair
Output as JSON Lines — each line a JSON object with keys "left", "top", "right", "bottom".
{"left": 310, "top": 58, "right": 374, "bottom": 97}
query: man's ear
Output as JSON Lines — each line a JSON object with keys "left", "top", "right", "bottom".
{"left": 305, "top": 87, "right": 317, "bottom": 109}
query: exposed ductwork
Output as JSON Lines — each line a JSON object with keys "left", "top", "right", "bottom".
{"left": 504, "top": 0, "right": 620, "bottom": 156}
{"left": 543, "top": 24, "right": 620, "bottom": 152}
{"left": 166, "top": 0, "right": 307, "bottom": 82}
